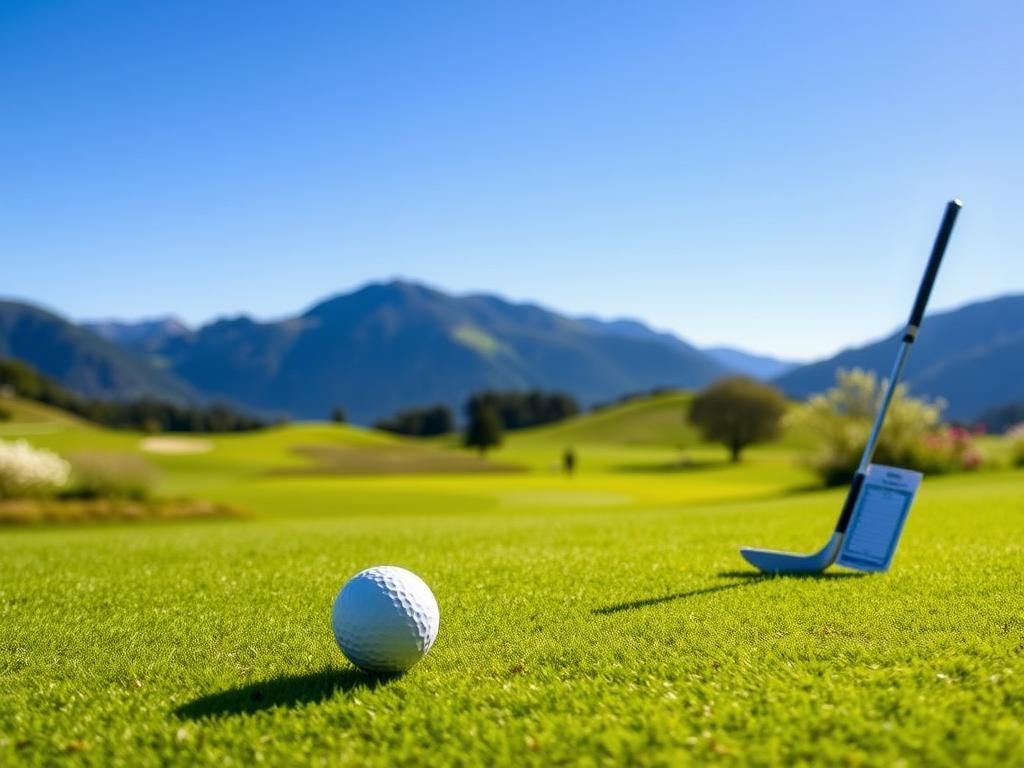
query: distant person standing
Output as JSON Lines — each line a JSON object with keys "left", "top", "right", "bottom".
{"left": 563, "top": 447, "right": 576, "bottom": 476}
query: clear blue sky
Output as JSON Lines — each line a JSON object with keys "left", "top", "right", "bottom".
{"left": 2, "top": 1, "right": 1020, "bottom": 359}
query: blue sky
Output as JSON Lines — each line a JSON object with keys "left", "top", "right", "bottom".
{"left": 1, "top": 1, "right": 1020, "bottom": 359}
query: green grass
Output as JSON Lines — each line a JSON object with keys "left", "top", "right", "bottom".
{"left": 522, "top": 391, "right": 699, "bottom": 446}
{"left": 445, "top": 391, "right": 819, "bottom": 474}
{"left": 1, "top": 400, "right": 1023, "bottom": 765}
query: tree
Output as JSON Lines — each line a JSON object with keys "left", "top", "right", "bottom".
{"left": 688, "top": 376, "right": 786, "bottom": 463}
{"left": 463, "top": 390, "right": 579, "bottom": 430}
{"left": 330, "top": 406, "right": 347, "bottom": 424}
{"left": 464, "top": 400, "right": 503, "bottom": 454}
{"left": 375, "top": 405, "right": 454, "bottom": 437}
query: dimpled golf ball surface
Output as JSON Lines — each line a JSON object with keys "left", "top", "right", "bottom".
{"left": 331, "top": 566, "right": 440, "bottom": 673}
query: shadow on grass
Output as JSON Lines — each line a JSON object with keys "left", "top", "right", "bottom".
{"left": 782, "top": 482, "right": 849, "bottom": 497}
{"left": 612, "top": 458, "right": 728, "bottom": 474}
{"left": 593, "top": 570, "right": 865, "bottom": 615}
{"left": 715, "top": 570, "right": 865, "bottom": 580}
{"left": 174, "top": 667, "right": 396, "bottom": 720}
{"left": 593, "top": 582, "right": 750, "bottom": 614}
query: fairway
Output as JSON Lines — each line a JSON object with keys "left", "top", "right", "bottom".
{"left": 2, "top": 451, "right": 1023, "bottom": 765}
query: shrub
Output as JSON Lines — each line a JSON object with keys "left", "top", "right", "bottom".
{"left": 0, "top": 439, "right": 71, "bottom": 498}
{"left": 906, "top": 425, "right": 985, "bottom": 474}
{"left": 789, "top": 369, "right": 983, "bottom": 486}
{"left": 1008, "top": 423, "right": 1024, "bottom": 468}
{"left": 66, "top": 452, "right": 159, "bottom": 500}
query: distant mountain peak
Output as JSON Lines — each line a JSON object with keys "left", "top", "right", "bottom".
{"left": 302, "top": 279, "right": 448, "bottom": 319}
{"left": 84, "top": 315, "right": 191, "bottom": 341}
{"left": 704, "top": 346, "right": 799, "bottom": 380}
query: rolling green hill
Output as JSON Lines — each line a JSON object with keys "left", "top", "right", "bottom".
{"left": 0, "top": 396, "right": 86, "bottom": 428}
{"left": 513, "top": 391, "right": 698, "bottom": 447}
{"left": 0, "top": 397, "right": 519, "bottom": 490}
{"left": 0, "top": 389, "right": 818, "bottom": 495}
{"left": 489, "top": 390, "right": 814, "bottom": 479}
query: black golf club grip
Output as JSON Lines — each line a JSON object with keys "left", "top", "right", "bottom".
{"left": 907, "top": 199, "right": 962, "bottom": 331}
{"left": 835, "top": 471, "right": 866, "bottom": 534}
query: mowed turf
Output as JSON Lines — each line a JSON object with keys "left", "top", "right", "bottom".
{"left": 1, "top": 402, "right": 1023, "bottom": 765}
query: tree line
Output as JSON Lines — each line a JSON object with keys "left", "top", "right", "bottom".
{"left": 0, "top": 358, "right": 269, "bottom": 433}
{"left": 373, "top": 405, "right": 454, "bottom": 437}
{"left": 372, "top": 389, "right": 581, "bottom": 451}
{"left": 976, "top": 401, "right": 1024, "bottom": 434}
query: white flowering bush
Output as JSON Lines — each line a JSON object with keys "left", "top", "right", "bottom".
{"left": 0, "top": 439, "right": 71, "bottom": 498}
{"left": 786, "top": 368, "right": 977, "bottom": 486}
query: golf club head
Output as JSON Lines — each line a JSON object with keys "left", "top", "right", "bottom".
{"left": 739, "top": 532, "right": 842, "bottom": 574}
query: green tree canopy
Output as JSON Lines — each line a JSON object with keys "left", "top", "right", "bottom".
{"left": 688, "top": 376, "right": 787, "bottom": 462}
{"left": 464, "top": 390, "right": 579, "bottom": 430}
{"left": 375, "top": 405, "right": 454, "bottom": 437}
{"left": 464, "top": 400, "right": 503, "bottom": 454}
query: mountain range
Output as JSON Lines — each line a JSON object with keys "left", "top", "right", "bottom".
{"left": 3, "top": 282, "right": 734, "bottom": 423}
{"left": 775, "top": 294, "right": 1024, "bottom": 420}
{"left": 0, "top": 301, "right": 198, "bottom": 403}
{"left": 2, "top": 283, "right": 1021, "bottom": 424}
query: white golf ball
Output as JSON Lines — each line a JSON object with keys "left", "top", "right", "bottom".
{"left": 331, "top": 565, "right": 440, "bottom": 673}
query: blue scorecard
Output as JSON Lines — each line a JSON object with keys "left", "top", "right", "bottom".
{"left": 837, "top": 464, "right": 922, "bottom": 573}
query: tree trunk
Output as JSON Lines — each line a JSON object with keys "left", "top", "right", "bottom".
{"left": 730, "top": 442, "right": 742, "bottom": 463}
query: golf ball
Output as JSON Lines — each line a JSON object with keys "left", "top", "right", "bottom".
{"left": 331, "top": 565, "right": 440, "bottom": 673}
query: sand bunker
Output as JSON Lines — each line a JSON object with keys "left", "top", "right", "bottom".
{"left": 139, "top": 436, "right": 213, "bottom": 455}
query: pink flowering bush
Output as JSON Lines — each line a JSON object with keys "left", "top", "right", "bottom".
{"left": 909, "top": 425, "right": 984, "bottom": 474}
{"left": 1008, "top": 423, "right": 1024, "bottom": 468}
{"left": 789, "top": 369, "right": 986, "bottom": 486}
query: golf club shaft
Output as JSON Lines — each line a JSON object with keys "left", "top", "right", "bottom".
{"left": 859, "top": 199, "right": 961, "bottom": 471}
{"left": 857, "top": 340, "right": 912, "bottom": 474}
{"left": 836, "top": 200, "right": 962, "bottom": 535}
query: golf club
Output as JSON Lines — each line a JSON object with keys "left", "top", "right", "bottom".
{"left": 740, "top": 199, "right": 963, "bottom": 573}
